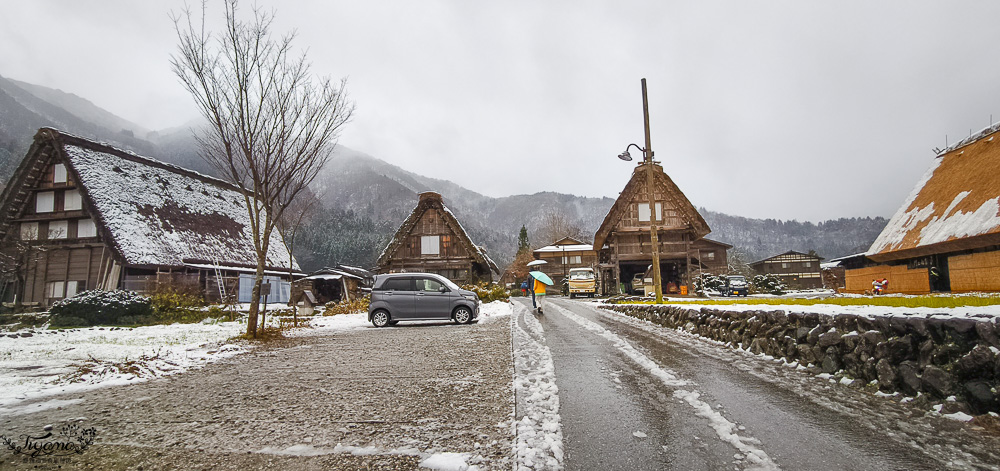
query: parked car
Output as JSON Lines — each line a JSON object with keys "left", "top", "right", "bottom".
{"left": 368, "top": 273, "right": 480, "bottom": 327}
{"left": 568, "top": 268, "right": 597, "bottom": 298}
{"left": 724, "top": 275, "right": 748, "bottom": 297}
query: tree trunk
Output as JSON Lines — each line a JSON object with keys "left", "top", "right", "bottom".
{"left": 246, "top": 260, "right": 266, "bottom": 337}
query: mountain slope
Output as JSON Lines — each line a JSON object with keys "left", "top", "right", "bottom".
{"left": 0, "top": 77, "right": 889, "bottom": 272}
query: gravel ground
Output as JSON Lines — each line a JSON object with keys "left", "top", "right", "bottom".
{"left": 0, "top": 316, "right": 513, "bottom": 470}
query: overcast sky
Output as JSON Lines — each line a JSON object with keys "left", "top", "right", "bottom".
{"left": 2, "top": 1, "right": 999, "bottom": 222}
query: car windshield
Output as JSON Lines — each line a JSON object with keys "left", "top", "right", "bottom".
{"left": 569, "top": 270, "right": 594, "bottom": 280}
{"left": 729, "top": 276, "right": 746, "bottom": 284}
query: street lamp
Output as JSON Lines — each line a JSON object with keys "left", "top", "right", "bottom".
{"left": 618, "top": 78, "right": 663, "bottom": 304}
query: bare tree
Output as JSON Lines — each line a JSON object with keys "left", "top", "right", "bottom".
{"left": 172, "top": 0, "right": 353, "bottom": 337}
{"left": 535, "top": 213, "right": 586, "bottom": 248}
{"left": 0, "top": 227, "right": 45, "bottom": 306}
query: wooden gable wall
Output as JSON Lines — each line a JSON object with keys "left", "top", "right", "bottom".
{"left": 1, "top": 136, "right": 118, "bottom": 305}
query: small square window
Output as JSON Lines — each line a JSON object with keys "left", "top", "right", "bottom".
{"left": 48, "top": 220, "right": 68, "bottom": 239}
{"left": 421, "top": 235, "right": 440, "bottom": 255}
{"left": 36, "top": 191, "right": 55, "bottom": 213}
{"left": 53, "top": 164, "right": 67, "bottom": 183}
{"left": 20, "top": 222, "right": 39, "bottom": 240}
{"left": 65, "top": 189, "right": 82, "bottom": 211}
{"left": 78, "top": 219, "right": 97, "bottom": 238}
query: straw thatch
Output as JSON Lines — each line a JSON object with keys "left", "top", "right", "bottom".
{"left": 868, "top": 126, "right": 1000, "bottom": 263}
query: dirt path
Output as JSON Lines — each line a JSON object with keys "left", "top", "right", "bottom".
{"left": 0, "top": 316, "right": 513, "bottom": 470}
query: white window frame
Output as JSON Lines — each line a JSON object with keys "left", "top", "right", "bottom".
{"left": 637, "top": 202, "right": 662, "bottom": 222}
{"left": 36, "top": 191, "right": 55, "bottom": 213}
{"left": 48, "top": 220, "right": 68, "bottom": 239}
{"left": 20, "top": 222, "right": 39, "bottom": 240}
{"left": 65, "top": 281, "right": 80, "bottom": 298}
{"left": 64, "top": 189, "right": 82, "bottom": 211}
{"left": 804, "top": 261, "right": 811, "bottom": 268}
{"left": 421, "top": 235, "right": 440, "bottom": 255}
{"left": 781, "top": 262, "right": 789, "bottom": 269}
{"left": 77, "top": 218, "right": 97, "bottom": 238}
{"left": 47, "top": 281, "right": 65, "bottom": 298}
{"left": 53, "top": 164, "right": 67, "bottom": 183}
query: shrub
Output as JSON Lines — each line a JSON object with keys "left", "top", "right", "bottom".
{"left": 150, "top": 288, "right": 207, "bottom": 324}
{"left": 694, "top": 273, "right": 726, "bottom": 295}
{"left": 461, "top": 282, "right": 509, "bottom": 303}
{"left": 49, "top": 290, "right": 153, "bottom": 326}
{"left": 324, "top": 297, "right": 370, "bottom": 315}
{"left": 750, "top": 274, "right": 786, "bottom": 295}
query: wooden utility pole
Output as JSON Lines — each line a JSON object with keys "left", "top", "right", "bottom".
{"left": 641, "top": 78, "right": 663, "bottom": 304}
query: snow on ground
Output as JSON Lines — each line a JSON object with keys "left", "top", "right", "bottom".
{"left": 511, "top": 302, "right": 564, "bottom": 470}
{"left": 0, "top": 320, "right": 247, "bottom": 414}
{"left": 0, "top": 307, "right": 396, "bottom": 415}
{"left": 549, "top": 303, "right": 780, "bottom": 471}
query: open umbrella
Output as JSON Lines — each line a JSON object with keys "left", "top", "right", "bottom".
{"left": 526, "top": 259, "right": 548, "bottom": 267}
{"left": 529, "top": 271, "right": 554, "bottom": 286}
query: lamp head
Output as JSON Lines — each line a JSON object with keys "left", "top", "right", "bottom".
{"left": 617, "top": 151, "right": 632, "bottom": 161}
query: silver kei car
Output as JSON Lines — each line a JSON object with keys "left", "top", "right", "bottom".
{"left": 367, "top": 273, "right": 480, "bottom": 327}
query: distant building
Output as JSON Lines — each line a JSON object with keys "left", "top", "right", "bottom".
{"left": 289, "top": 265, "right": 373, "bottom": 306}
{"left": 593, "top": 161, "right": 715, "bottom": 295}
{"left": 0, "top": 128, "right": 298, "bottom": 306}
{"left": 848, "top": 123, "right": 1000, "bottom": 294}
{"left": 376, "top": 192, "right": 499, "bottom": 284}
{"left": 532, "top": 236, "right": 598, "bottom": 286}
{"left": 750, "top": 251, "right": 824, "bottom": 289}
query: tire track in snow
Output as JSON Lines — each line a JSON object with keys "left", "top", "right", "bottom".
{"left": 549, "top": 302, "right": 780, "bottom": 471}
{"left": 511, "top": 302, "right": 565, "bottom": 470}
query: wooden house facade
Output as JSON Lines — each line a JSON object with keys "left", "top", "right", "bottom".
{"left": 289, "top": 265, "right": 373, "bottom": 306}
{"left": 847, "top": 123, "right": 1000, "bottom": 294}
{"left": 532, "top": 237, "right": 598, "bottom": 286}
{"left": 0, "top": 128, "right": 298, "bottom": 306}
{"left": 593, "top": 162, "right": 714, "bottom": 295}
{"left": 750, "top": 251, "right": 824, "bottom": 289}
{"left": 376, "top": 192, "right": 499, "bottom": 284}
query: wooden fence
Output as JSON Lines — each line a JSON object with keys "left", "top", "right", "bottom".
{"left": 844, "top": 265, "right": 929, "bottom": 294}
{"left": 948, "top": 251, "right": 1000, "bottom": 292}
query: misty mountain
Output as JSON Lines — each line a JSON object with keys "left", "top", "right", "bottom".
{"left": 0, "top": 76, "right": 889, "bottom": 273}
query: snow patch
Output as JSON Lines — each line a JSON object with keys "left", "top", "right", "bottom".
{"left": 511, "top": 302, "right": 564, "bottom": 470}
{"left": 420, "top": 452, "right": 474, "bottom": 470}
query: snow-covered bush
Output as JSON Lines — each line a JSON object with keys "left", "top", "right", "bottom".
{"left": 750, "top": 274, "right": 786, "bottom": 295}
{"left": 694, "top": 273, "right": 726, "bottom": 295}
{"left": 461, "top": 282, "right": 509, "bottom": 303}
{"left": 49, "top": 290, "right": 153, "bottom": 326}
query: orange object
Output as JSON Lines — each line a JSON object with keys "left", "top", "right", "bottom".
{"left": 680, "top": 285, "right": 688, "bottom": 295}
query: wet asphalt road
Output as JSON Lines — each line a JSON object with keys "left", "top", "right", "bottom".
{"left": 517, "top": 297, "right": 1000, "bottom": 471}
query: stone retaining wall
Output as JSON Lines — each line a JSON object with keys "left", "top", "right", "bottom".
{"left": 602, "top": 303, "right": 1000, "bottom": 415}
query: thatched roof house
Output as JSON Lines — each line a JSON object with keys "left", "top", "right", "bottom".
{"left": 593, "top": 162, "right": 713, "bottom": 294}
{"left": 376, "top": 191, "right": 499, "bottom": 284}
{"left": 848, "top": 122, "right": 1000, "bottom": 293}
{"left": 0, "top": 128, "right": 297, "bottom": 305}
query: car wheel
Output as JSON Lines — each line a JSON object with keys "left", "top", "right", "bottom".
{"left": 570, "top": 293, "right": 576, "bottom": 299}
{"left": 371, "top": 310, "right": 390, "bottom": 327}
{"left": 453, "top": 306, "right": 473, "bottom": 324}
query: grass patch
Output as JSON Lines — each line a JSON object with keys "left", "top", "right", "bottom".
{"left": 617, "top": 294, "right": 1000, "bottom": 309}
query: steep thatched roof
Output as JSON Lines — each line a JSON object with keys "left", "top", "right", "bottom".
{"left": 0, "top": 128, "right": 297, "bottom": 271}
{"left": 376, "top": 192, "right": 499, "bottom": 274}
{"left": 867, "top": 125, "right": 1000, "bottom": 263}
{"left": 593, "top": 162, "right": 710, "bottom": 249}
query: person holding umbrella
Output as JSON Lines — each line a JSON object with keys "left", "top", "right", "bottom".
{"left": 529, "top": 269, "right": 554, "bottom": 314}
{"left": 526, "top": 260, "right": 548, "bottom": 311}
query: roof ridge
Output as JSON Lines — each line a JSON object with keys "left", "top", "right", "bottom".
{"left": 40, "top": 127, "right": 244, "bottom": 194}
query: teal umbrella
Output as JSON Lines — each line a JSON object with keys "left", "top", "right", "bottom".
{"left": 529, "top": 271, "right": 554, "bottom": 286}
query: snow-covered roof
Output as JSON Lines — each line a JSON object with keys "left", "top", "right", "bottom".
{"left": 301, "top": 273, "right": 343, "bottom": 281}
{"left": 533, "top": 244, "right": 595, "bottom": 253}
{"left": 38, "top": 129, "right": 298, "bottom": 271}
{"left": 867, "top": 128, "right": 1000, "bottom": 262}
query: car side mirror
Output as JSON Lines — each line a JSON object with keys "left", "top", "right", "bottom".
{"left": 439, "top": 286, "right": 448, "bottom": 293}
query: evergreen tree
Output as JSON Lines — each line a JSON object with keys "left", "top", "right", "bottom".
{"left": 517, "top": 225, "right": 530, "bottom": 254}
